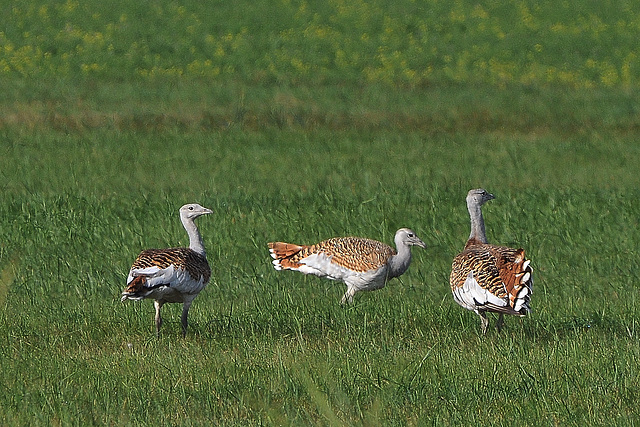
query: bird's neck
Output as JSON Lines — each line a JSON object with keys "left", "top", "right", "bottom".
{"left": 388, "top": 242, "right": 412, "bottom": 278}
{"left": 467, "top": 201, "right": 488, "bottom": 244}
{"left": 182, "top": 216, "right": 206, "bottom": 256}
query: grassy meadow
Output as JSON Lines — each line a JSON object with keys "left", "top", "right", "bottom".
{"left": 2, "top": 0, "right": 640, "bottom": 425}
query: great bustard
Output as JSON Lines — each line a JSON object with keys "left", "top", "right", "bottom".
{"left": 121, "top": 203, "right": 212, "bottom": 337}
{"left": 450, "top": 189, "right": 533, "bottom": 334}
{"left": 268, "top": 228, "right": 426, "bottom": 303}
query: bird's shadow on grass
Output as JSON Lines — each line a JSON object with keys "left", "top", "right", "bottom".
{"left": 193, "top": 304, "right": 638, "bottom": 343}
{"left": 522, "top": 312, "right": 638, "bottom": 343}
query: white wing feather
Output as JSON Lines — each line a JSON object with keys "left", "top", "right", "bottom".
{"left": 297, "top": 253, "right": 389, "bottom": 292}
{"left": 298, "top": 253, "right": 353, "bottom": 281}
{"left": 127, "top": 264, "right": 206, "bottom": 296}
{"left": 453, "top": 271, "right": 508, "bottom": 311}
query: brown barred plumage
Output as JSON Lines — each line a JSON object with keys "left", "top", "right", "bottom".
{"left": 129, "top": 248, "right": 211, "bottom": 285}
{"left": 268, "top": 228, "right": 426, "bottom": 303}
{"left": 269, "top": 237, "right": 396, "bottom": 273}
{"left": 121, "top": 203, "right": 212, "bottom": 337}
{"left": 450, "top": 189, "right": 533, "bottom": 334}
{"left": 450, "top": 244, "right": 532, "bottom": 316}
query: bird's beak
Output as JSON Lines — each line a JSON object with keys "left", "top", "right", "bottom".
{"left": 414, "top": 238, "right": 427, "bottom": 249}
{"left": 203, "top": 208, "right": 213, "bottom": 215}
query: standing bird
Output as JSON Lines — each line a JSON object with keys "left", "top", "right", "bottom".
{"left": 449, "top": 189, "right": 533, "bottom": 334}
{"left": 121, "top": 203, "right": 212, "bottom": 337}
{"left": 268, "top": 228, "right": 426, "bottom": 303}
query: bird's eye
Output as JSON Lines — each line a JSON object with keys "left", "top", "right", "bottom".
{"left": 408, "top": 233, "right": 414, "bottom": 237}
{"left": 189, "top": 206, "right": 194, "bottom": 210}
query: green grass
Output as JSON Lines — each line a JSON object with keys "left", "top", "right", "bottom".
{"left": 2, "top": 0, "right": 640, "bottom": 425}
{"left": 3, "top": 0, "right": 640, "bottom": 88}
{"left": 2, "top": 148, "right": 640, "bottom": 425}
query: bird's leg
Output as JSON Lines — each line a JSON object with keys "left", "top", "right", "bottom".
{"left": 495, "top": 313, "right": 505, "bottom": 332}
{"left": 479, "top": 311, "right": 489, "bottom": 335}
{"left": 181, "top": 301, "right": 193, "bottom": 337}
{"left": 154, "top": 300, "right": 164, "bottom": 337}
{"left": 340, "top": 288, "right": 356, "bottom": 305}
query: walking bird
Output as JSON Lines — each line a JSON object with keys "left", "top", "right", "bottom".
{"left": 121, "top": 203, "right": 212, "bottom": 336}
{"left": 450, "top": 189, "right": 533, "bottom": 334}
{"left": 268, "top": 228, "right": 426, "bottom": 303}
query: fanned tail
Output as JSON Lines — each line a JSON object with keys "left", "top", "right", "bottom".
{"left": 121, "top": 275, "right": 153, "bottom": 301}
{"left": 268, "top": 242, "right": 305, "bottom": 270}
{"left": 503, "top": 249, "right": 533, "bottom": 315}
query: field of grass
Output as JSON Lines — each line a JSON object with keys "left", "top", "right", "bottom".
{"left": 2, "top": 0, "right": 640, "bottom": 425}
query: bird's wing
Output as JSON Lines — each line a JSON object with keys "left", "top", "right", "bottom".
{"left": 450, "top": 244, "right": 532, "bottom": 315}
{"left": 269, "top": 237, "right": 395, "bottom": 274}
{"left": 125, "top": 248, "right": 210, "bottom": 295}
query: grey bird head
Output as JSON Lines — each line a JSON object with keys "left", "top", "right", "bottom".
{"left": 180, "top": 203, "right": 213, "bottom": 220}
{"left": 395, "top": 228, "right": 427, "bottom": 249}
{"left": 466, "top": 188, "right": 495, "bottom": 207}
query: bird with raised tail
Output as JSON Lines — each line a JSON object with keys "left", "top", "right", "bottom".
{"left": 450, "top": 189, "right": 533, "bottom": 334}
{"left": 268, "top": 228, "right": 426, "bottom": 303}
{"left": 121, "top": 203, "right": 212, "bottom": 337}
